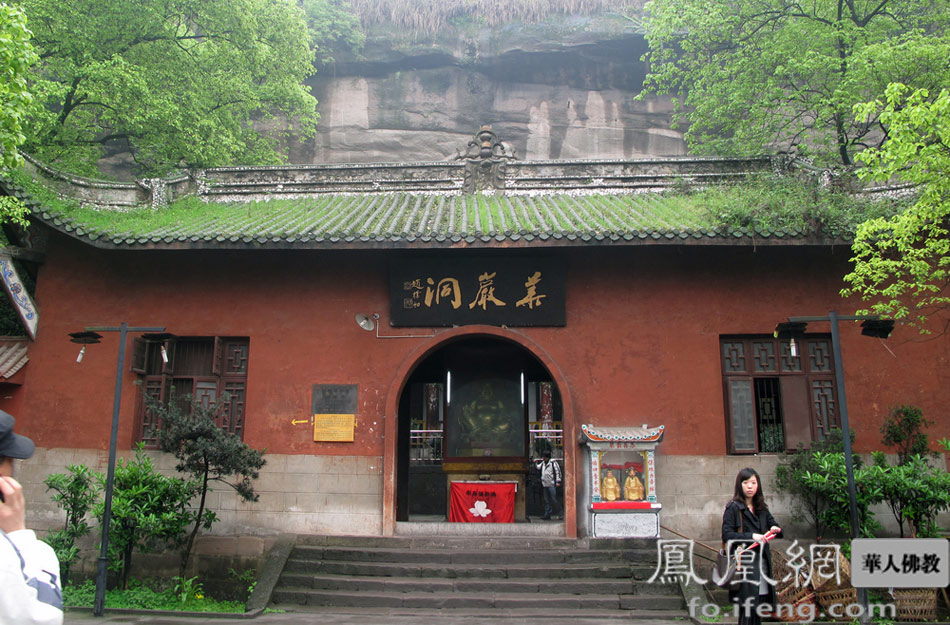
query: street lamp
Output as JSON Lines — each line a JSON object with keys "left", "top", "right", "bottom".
{"left": 775, "top": 312, "right": 894, "bottom": 622}
{"left": 71, "top": 323, "right": 165, "bottom": 617}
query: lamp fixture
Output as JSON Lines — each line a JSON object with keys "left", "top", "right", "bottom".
{"left": 354, "top": 313, "right": 434, "bottom": 339}
{"left": 142, "top": 332, "right": 176, "bottom": 365}
{"left": 69, "top": 331, "right": 103, "bottom": 364}
{"left": 860, "top": 318, "right": 895, "bottom": 339}
{"left": 773, "top": 321, "right": 806, "bottom": 360}
{"left": 355, "top": 313, "right": 377, "bottom": 332}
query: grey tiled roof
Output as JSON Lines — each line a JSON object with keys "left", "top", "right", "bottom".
{"left": 25, "top": 192, "right": 844, "bottom": 251}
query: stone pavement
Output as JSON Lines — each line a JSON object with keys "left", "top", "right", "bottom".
{"left": 64, "top": 607, "right": 691, "bottom": 625}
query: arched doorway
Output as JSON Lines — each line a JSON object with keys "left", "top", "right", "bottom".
{"left": 395, "top": 335, "right": 564, "bottom": 522}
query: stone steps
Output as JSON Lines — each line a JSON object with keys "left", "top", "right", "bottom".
{"left": 272, "top": 588, "right": 686, "bottom": 610}
{"left": 270, "top": 535, "right": 686, "bottom": 618}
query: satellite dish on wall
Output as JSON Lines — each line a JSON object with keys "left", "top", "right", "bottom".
{"left": 355, "top": 313, "right": 376, "bottom": 332}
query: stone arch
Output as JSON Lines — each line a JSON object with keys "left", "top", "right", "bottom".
{"left": 381, "top": 325, "right": 576, "bottom": 536}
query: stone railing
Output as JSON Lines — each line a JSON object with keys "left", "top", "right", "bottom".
{"left": 19, "top": 144, "right": 781, "bottom": 209}
{"left": 21, "top": 153, "right": 196, "bottom": 209}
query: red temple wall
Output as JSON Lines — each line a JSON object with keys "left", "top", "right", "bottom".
{"left": 13, "top": 230, "right": 949, "bottom": 458}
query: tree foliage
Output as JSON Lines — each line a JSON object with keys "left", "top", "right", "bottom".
{"left": 0, "top": 2, "right": 35, "bottom": 170}
{"left": 44, "top": 463, "right": 102, "bottom": 585}
{"left": 775, "top": 428, "right": 858, "bottom": 540}
{"left": 872, "top": 452, "right": 950, "bottom": 537}
{"left": 16, "top": 0, "right": 329, "bottom": 175}
{"left": 0, "top": 2, "right": 35, "bottom": 225}
{"left": 640, "top": 0, "right": 949, "bottom": 166}
{"left": 800, "top": 451, "right": 884, "bottom": 539}
{"left": 879, "top": 404, "right": 932, "bottom": 463}
{"left": 302, "top": 0, "right": 364, "bottom": 67}
{"left": 152, "top": 391, "right": 265, "bottom": 578}
{"left": 94, "top": 446, "right": 199, "bottom": 590}
{"left": 843, "top": 83, "right": 950, "bottom": 331}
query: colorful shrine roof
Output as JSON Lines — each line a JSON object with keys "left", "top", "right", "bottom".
{"left": 580, "top": 424, "right": 665, "bottom": 445}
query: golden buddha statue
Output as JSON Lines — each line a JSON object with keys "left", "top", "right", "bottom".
{"left": 624, "top": 468, "right": 645, "bottom": 501}
{"left": 601, "top": 469, "right": 621, "bottom": 501}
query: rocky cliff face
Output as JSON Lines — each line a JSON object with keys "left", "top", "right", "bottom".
{"left": 289, "top": 15, "right": 686, "bottom": 164}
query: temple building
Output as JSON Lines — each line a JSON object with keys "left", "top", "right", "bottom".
{"left": 1, "top": 132, "right": 947, "bottom": 543}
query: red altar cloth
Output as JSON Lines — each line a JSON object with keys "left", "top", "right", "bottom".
{"left": 449, "top": 481, "right": 516, "bottom": 523}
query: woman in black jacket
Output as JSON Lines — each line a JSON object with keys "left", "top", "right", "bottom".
{"left": 722, "top": 467, "right": 783, "bottom": 625}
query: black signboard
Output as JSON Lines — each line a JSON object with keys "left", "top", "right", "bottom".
{"left": 390, "top": 257, "right": 566, "bottom": 327}
{"left": 312, "top": 384, "right": 359, "bottom": 414}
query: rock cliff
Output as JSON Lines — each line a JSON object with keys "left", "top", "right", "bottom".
{"left": 290, "top": 13, "right": 686, "bottom": 164}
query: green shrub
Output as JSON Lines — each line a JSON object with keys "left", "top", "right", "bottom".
{"left": 874, "top": 452, "right": 950, "bottom": 538}
{"left": 44, "top": 464, "right": 102, "bottom": 585}
{"left": 774, "top": 428, "right": 857, "bottom": 540}
{"left": 94, "top": 445, "right": 200, "bottom": 589}
{"left": 150, "top": 390, "right": 266, "bottom": 578}
{"left": 800, "top": 451, "right": 884, "bottom": 539}
{"left": 880, "top": 405, "right": 931, "bottom": 464}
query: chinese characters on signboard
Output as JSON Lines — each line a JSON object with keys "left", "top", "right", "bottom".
{"left": 390, "top": 257, "right": 566, "bottom": 327}
{"left": 312, "top": 384, "right": 358, "bottom": 443}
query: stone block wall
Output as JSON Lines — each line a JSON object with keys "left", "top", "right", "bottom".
{"left": 19, "top": 448, "right": 384, "bottom": 538}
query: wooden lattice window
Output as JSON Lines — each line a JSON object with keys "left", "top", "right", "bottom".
{"left": 135, "top": 336, "right": 250, "bottom": 445}
{"left": 721, "top": 335, "right": 836, "bottom": 454}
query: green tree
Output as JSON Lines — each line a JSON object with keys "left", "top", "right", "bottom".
{"left": 775, "top": 428, "right": 858, "bottom": 540}
{"left": 151, "top": 392, "right": 265, "bottom": 578}
{"left": 873, "top": 452, "right": 950, "bottom": 537}
{"left": 94, "top": 446, "right": 199, "bottom": 589}
{"left": 44, "top": 464, "right": 102, "bottom": 585}
{"left": 0, "top": 2, "right": 34, "bottom": 169}
{"left": 0, "top": 2, "right": 35, "bottom": 225}
{"left": 16, "top": 0, "right": 341, "bottom": 175}
{"left": 302, "top": 0, "right": 364, "bottom": 67}
{"left": 843, "top": 83, "right": 950, "bottom": 331}
{"left": 800, "top": 451, "right": 884, "bottom": 539}
{"left": 879, "top": 404, "right": 932, "bottom": 463}
{"left": 639, "top": 0, "right": 949, "bottom": 166}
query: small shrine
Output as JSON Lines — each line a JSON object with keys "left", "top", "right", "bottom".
{"left": 578, "top": 424, "right": 664, "bottom": 538}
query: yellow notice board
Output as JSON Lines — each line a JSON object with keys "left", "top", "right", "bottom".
{"left": 313, "top": 414, "right": 355, "bottom": 442}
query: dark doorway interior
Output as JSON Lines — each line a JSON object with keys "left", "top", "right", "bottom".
{"left": 395, "top": 336, "right": 563, "bottom": 521}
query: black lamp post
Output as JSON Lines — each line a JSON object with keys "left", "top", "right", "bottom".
{"left": 775, "top": 312, "right": 894, "bottom": 622}
{"left": 71, "top": 323, "right": 165, "bottom": 617}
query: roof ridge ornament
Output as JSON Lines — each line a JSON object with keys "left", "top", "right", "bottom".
{"left": 454, "top": 125, "right": 516, "bottom": 194}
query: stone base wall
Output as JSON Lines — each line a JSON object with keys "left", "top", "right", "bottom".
{"left": 20, "top": 448, "right": 383, "bottom": 538}
{"left": 19, "top": 449, "right": 932, "bottom": 548}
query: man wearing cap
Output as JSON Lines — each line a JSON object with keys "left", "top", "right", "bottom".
{"left": 1, "top": 410, "right": 64, "bottom": 625}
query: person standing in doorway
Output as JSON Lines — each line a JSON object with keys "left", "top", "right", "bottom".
{"left": 1, "top": 410, "right": 64, "bottom": 625}
{"left": 722, "top": 467, "right": 782, "bottom": 625}
{"left": 534, "top": 451, "right": 561, "bottom": 520}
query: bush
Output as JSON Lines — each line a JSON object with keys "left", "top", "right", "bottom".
{"left": 800, "top": 451, "right": 884, "bottom": 539}
{"left": 874, "top": 452, "right": 950, "bottom": 538}
{"left": 44, "top": 464, "right": 101, "bottom": 585}
{"left": 150, "top": 390, "right": 265, "bottom": 578}
{"left": 774, "top": 429, "right": 858, "bottom": 540}
{"left": 880, "top": 405, "right": 931, "bottom": 464}
{"left": 94, "top": 445, "right": 200, "bottom": 589}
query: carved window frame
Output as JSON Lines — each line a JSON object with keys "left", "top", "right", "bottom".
{"left": 721, "top": 335, "right": 836, "bottom": 454}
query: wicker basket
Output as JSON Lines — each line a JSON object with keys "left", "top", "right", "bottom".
{"left": 810, "top": 546, "right": 851, "bottom": 592}
{"left": 817, "top": 587, "right": 858, "bottom": 621}
{"left": 771, "top": 548, "right": 801, "bottom": 591}
{"left": 774, "top": 583, "right": 817, "bottom": 622}
{"left": 893, "top": 588, "right": 937, "bottom": 622}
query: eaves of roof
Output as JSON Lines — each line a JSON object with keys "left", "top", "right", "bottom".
{"left": 23, "top": 192, "right": 851, "bottom": 251}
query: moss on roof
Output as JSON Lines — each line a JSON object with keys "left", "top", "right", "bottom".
{"left": 8, "top": 170, "right": 908, "bottom": 250}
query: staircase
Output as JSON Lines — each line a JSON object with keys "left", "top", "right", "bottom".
{"left": 269, "top": 535, "right": 687, "bottom": 619}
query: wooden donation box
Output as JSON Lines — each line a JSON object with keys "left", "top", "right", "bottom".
{"left": 449, "top": 481, "right": 517, "bottom": 523}
{"left": 579, "top": 424, "right": 664, "bottom": 538}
